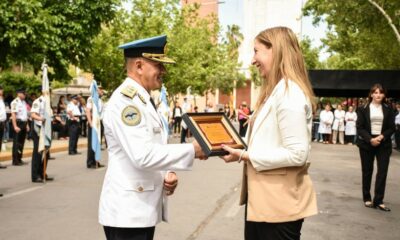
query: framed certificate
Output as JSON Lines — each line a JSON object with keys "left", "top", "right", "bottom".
{"left": 182, "top": 112, "right": 247, "bottom": 156}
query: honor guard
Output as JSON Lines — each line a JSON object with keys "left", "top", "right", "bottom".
{"left": 11, "top": 88, "right": 29, "bottom": 166}
{"left": 98, "top": 35, "right": 206, "bottom": 240}
{"left": 67, "top": 95, "right": 81, "bottom": 155}
{"left": 86, "top": 85, "right": 104, "bottom": 169}
{"left": 30, "top": 90, "right": 54, "bottom": 182}
{"left": 0, "top": 86, "right": 7, "bottom": 169}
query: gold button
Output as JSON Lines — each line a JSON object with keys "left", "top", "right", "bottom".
{"left": 138, "top": 186, "right": 144, "bottom": 192}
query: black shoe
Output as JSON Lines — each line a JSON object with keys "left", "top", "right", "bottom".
{"left": 19, "top": 160, "right": 28, "bottom": 165}
{"left": 69, "top": 152, "right": 76, "bottom": 155}
{"left": 375, "top": 204, "right": 391, "bottom": 212}
{"left": 32, "top": 178, "right": 44, "bottom": 183}
{"left": 13, "top": 162, "right": 23, "bottom": 166}
{"left": 0, "top": 164, "right": 7, "bottom": 169}
{"left": 0, "top": 193, "right": 3, "bottom": 197}
{"left": 45, "top": 176, "right": 54, "bottom": 181}
{"left": 74, "top": 151, "right": 81, "bottom": 155}
{"left": 364, "top": 201, "right": 374, "bottom": 208}
{"left": 87, "top": 165, "right": 97, "bottom": 169}
{"left": 48, "top": 157, "right": 56, "bottom": 160}
{"left": 97, "top": 163, "right": 105, "bottom": 168}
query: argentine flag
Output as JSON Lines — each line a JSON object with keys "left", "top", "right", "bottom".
{"left": 90, "top": 80, "right": 101, "bottom": 161}
{"left": 158, "top": 85, "right": 170, "bottom": 135}
{"left": 38, "top": 63, "right": 52, "bottom": 155}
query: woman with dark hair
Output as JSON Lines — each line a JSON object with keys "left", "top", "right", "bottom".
{"left": 356, "top": 84, "right": 395, "bottom": 211}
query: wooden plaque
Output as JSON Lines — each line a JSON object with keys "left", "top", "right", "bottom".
{"left": 182, "top": 112, "right": 247, "bottom": 156}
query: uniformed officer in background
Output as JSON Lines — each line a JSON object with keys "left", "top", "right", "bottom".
{"left": 86, "top": 84, "right": 104, "bottom": 169}
{"left": 67, "top": 95, "right": 81, "bottom": 155}
{"left": 11, "top": 88, "right": 29, "bottom": 166}
{"left": 98, "top": 35, "right": 206, "bottom": 240}
{"left": 30, "top": 90, "right": 54, "bottom": 182}
{"left": 0, "top": 86, "right": 7, "bottom": 169}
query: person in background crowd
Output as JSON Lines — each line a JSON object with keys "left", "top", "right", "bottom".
{"left": 332, "top": 104, "right": 345, "bottom": 144}
{"left": 180, "top": 97, "right": 192, "bottom": 143}
{"left": 172, "top": 101, "right": 182, "bottom": 135}
{"left": 11, "top": 89, "right": 29, "bottom": 166}
{"left": 57, "top": 96, "right": 67, "bottom": 121}
{"left": 356, "top": 84, "right": 395, "bottom": 212}
{"left": 194, "top": 106, "right": 199, "bottom": 113}
{"left": 52, "top": 107, "right": 67, "bottom": 140}
{"left": 67, "top": 95, "right": 81, "bottom": 155}
{"left": 78, "top": 95, "right": 87, "bottom": 137}
{"left": 237, "top": 101, "right": 250, "bottom": 137}
{"left": 394, "top": 102, "right": 400, "bottom": 151}
{"left": 319, "top": 104, "right": 334, "bottom": 144}
{"left": 313, "top": 102, "right": 323, "bottom": 142}
{"left": 204, "top": 102, "right": 214, "bottom": 112}
{"left": 0, "top": 86, "right": 7, "bottom": 169}
{"left": 344, "top": 106, "right": 357, "bottom": 145}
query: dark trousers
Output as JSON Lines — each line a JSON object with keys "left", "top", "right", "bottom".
{"left": 0, "top": 121, "right": 4, "bottom": 152}
{"left": 180, "top": 127, "right": 188, "bottom": 143}
{"left": 345, "top": 135, "right": 355, "bottom": 144}
{"left": 68, "top": 121, "right": 79, "bottom": 153}
{"left": 12, "top": 121, "right": 27, "bottom": 164}
{"left": 322, "top": 134, "right": 330, "bottom": 142}
{"left": 359, "top": 145, "right": 391, "bottom": 205}
{"left": 395, "top": 125, "right": 400, "bottom": 149}
{"left": 80, "top": 119, "right": 87, "bottom": 137}
{"left": 103, "top": 226, "right": 155, "bottom": 240}
{"left": 173, "top": 117, "right": 182, "bottom": 134}
{"left": 31, "top": 127, "right": 48, "bottom": 180}
{"left": 87, "top": 125, "right": 96, "bottom": 167}
{"left": 245, "top": 220, "right": 304, "bottom": 240}
{"left": 239, "top": 118, "right": 248, "bottom": 137}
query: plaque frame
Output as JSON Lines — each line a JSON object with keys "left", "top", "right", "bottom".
{"left": 182, "top": 112, "right": 247, "bottom": 156}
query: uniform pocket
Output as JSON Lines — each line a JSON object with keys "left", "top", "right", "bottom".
{"left": 127, "top": 180, "right": 155, "bottom": 192}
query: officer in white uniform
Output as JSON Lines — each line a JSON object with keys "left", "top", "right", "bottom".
{"left": 11, "top": 88, "right": 29, "bottom": 166}
{"left": 0, "top": 86, "right": 7, "bottom": 169}
{"left": 99, "top": 35, "right": 205, "bottom": 240}
{"left": 86, "top": 85, "right": 104, "bottom": 168}
{"left": 30, "top": 91, "right": 54, "bottom": 182}
{"left": 67, "top": 95, "right": 81, "bottom": 155}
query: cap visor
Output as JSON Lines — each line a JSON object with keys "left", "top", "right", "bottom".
{"left": 143, "top": 56, "right": 176, "bottom": 64}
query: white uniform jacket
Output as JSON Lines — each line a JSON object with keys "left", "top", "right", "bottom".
{"left": 332, "top": 109, "right": 345, "bottom": 131}
{"left": 344, "top": 111, "right": 357, "bottom": 136}
{"left": 99, "top": 78, "right": 195, "bottom": 228}
{"left": 318, "top": 110, "right": 334, "bottom": 134}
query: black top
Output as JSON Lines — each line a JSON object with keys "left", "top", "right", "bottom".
{"left": 356, "top": 103, "right": 395, "bottom": 150}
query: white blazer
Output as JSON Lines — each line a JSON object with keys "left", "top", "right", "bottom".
{"left": 99, "top": 78, "right": 195, "bottom": 228}
{"left": 246, "top": 79, "right": 313, "bottom": 171}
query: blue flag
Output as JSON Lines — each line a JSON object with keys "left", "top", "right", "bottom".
{"left": 90, "top": 80, "right": 101, "bottom": 161}
{"left": 158, "top": 85, "right": 170, "bottom": 135}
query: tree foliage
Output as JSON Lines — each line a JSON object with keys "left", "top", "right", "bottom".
{"left": 303, "top": 0, "right": 400, "bottom": 69}
{"left": 84, "top": 0, "right": 245, "bottom": 95}
{"left": 0, "top": 0, "right": 119, "bottom": 80}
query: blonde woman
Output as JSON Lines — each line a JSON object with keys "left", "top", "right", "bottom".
{"left": 221, "top": 27, "right": 317, "bottom": 240}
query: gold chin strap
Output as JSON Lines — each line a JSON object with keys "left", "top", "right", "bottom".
{"left": 142, "top": 53, "right": 165, "bottom": 59}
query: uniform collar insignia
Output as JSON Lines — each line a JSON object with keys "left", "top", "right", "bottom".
{"left": 137, "top": 94, "right": 147, "bottom": 105}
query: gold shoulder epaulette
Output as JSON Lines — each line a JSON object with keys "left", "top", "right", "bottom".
{"left": 121, "top": 85, "right": 137, "bottom": 99}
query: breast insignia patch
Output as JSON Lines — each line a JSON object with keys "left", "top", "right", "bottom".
{"left": 121, "top": 106, "right": 141, "bottom": 126}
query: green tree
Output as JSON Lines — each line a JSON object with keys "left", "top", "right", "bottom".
{"left": 84, "top": 0, "right": 245, "bottom": 96}
{"left": 300, "top": 37, "right": 321, "bottom": 70}
{"left": 0, "top": 0, "right": 119, "bottom": 80}
{"left": 303, "top": 0, "right": 400, "bottom": 69}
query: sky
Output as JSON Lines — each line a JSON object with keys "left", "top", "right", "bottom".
{"left": 218, "top": 0, "right": 330, "bottom": 60}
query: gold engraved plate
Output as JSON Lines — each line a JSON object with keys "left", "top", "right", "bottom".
{"left": 198, "top": 123, "right": 234, "bottom": 145}
{"left": 122, "top": 106, "right": 141, "bottom": 126}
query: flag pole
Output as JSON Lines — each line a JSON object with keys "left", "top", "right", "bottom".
{"left": 43, "top": 148, "right": 47, "bottom": 182}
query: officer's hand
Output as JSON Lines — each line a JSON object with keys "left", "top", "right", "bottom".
{"left": 14, "top": 127, "right": 21, "bottom": 133}
{"left": 164, "top": 172, "right": 178, "bottom": 196}
{"left": 192, "top": 140, "right": 207, "bottom": 160}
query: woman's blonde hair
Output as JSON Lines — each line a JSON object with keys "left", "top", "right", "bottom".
{"left": 253, "top": 27, "right": 315, "bottom": 111}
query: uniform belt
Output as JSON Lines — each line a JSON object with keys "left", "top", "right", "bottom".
{"left": 16, "top": 120, "right": 27, "bottom": 123}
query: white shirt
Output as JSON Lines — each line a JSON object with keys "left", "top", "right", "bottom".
{"left": 86, "top": 97, "right": 103, "bottom": 113}
{"left": 0, "top": 98, "right": 6, "bottom": 122}
{"left": 395, "top": 111, "right": 400, "bottom": 125}
{"left": 67, "top": 102, "right": 81, "bottom": 119}
{"left": 30, "top": 96, "right": 46, "bottom": 126}
{"left": 370, "top": 104, "right": 383, "bottom": 135}
{"left": 173, "top": 107, "right": 182, "bottom": 117}
{"left": 11, "top": 97, "right": 28, "bottom": 121}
